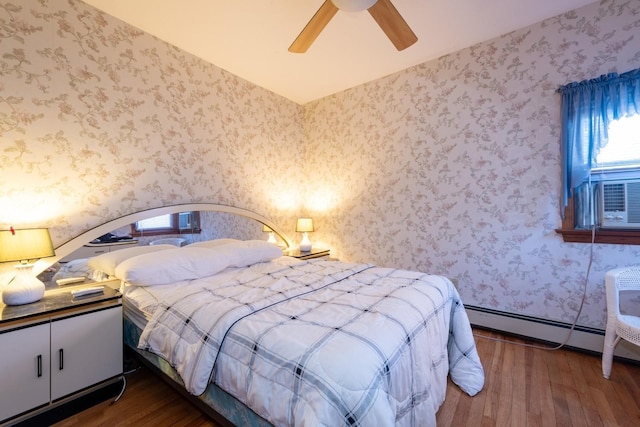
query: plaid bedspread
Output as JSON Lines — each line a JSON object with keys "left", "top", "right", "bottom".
{"left": 138, "top": 259, "right": 484, "bottom": 426}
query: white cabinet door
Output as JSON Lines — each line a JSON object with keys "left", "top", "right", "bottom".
{"left": 0, "top": 323, "right": 50, "bottom": 422}
{"left": 50, "top": 306, "right": 123, "bottom": 401}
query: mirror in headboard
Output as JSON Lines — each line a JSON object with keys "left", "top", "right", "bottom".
{"left": 110, "top": 211, "right": 267, "bottom": 245}
{"left": 47, "top": 203, "right": 292, "bottom": 272}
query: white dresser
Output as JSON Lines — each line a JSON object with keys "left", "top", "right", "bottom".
{"left": 59, "top": 240, "right": 138, "bottom": 262}
{"left": 0, "top": 286, "right": 123, "bottom": 425}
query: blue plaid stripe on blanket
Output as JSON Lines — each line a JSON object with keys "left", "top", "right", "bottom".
{"left": 138, "top": 259, "right": 484, "bottom": 426}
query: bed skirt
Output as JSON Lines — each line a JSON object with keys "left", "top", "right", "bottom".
{"left": 123, "top": 316, "right": 273, "bottom": 427}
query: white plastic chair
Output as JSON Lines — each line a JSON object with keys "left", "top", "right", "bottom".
{"left": 602, "top": 266, "right": 640, "bottom": 379}
{"left": 149, "top": 237, "right": 186, "bottom": 247}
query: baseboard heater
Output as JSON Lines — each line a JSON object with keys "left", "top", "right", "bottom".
{"left": 465, "top": 305, "right": 640, "bottom": 363}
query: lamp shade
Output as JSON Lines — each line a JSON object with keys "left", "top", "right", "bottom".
{"left": 0, "top": 228, "right": 55, "bottom": 263}
{"left": 296, "top": 218, "right": 314, "bottom": 233}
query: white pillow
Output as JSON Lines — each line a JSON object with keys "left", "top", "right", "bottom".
{"left": 87, "top": 244, "right": 175, "bottom": 276}
{"left": 220, "top": 240, "right": 283, "bottom": 267}
{"left": 114, "top": 246, "right": 230, "bottom": 286}
{"left": 188, "top": 238, "right": 239, "bottom": 249}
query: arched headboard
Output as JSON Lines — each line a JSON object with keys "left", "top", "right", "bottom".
{"left": 38, "top": 203, "right": 292, "bottom": 274}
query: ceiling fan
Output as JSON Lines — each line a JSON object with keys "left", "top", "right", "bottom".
{"left": 289, "top": 0, "right": 418, "bottom": 53}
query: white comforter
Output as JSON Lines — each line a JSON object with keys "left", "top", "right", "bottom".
{"left": 136, "top": 258, "right": 484, "bottom": 426}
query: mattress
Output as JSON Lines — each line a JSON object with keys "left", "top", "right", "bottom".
{"left": 121, "top": 252, "right": 484, "bottom": 426}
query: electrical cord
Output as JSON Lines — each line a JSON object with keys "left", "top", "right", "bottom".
{"left": 110, "top": 375, "right": 127, "bottom": 405}
{"left": 472, "top": 225, "right": 594, "bottom": 351}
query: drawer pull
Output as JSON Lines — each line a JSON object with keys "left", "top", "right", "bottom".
{"left": 37, "top": 354, "right": 42, "bottom": 377}
{"left": 59, "top": 349, "right": 64, "bottom": 370}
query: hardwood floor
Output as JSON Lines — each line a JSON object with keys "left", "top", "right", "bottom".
{"left": 52, "top": 328, "right": 640, "bottom": 426}
{"left": 438, "top": 329, "right": 640, "bottom": 427}
{"left": 52, "top": 365, "right": 219, "bottom": 427}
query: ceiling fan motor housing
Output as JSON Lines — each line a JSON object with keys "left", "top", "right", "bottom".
{"left": 331, "top": 0, "right": 378, "bottom": 12}
{"left": 289, "top": 0, "right": 416, "bottom": 53}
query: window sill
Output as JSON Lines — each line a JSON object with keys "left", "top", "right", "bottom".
{"left": 558, "top": 197, "right": 640, "bottom": 244}
{"left": 130, "top": 229, "right": 201, "bottom": 237}
{"left": 555, "top": 228, "right": 640, "bottom": 244}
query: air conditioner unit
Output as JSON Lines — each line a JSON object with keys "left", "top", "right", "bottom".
{"left": 600, "top": 180, "right": 640, "bottom": 229}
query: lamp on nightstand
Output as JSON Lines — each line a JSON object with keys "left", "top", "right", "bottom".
{"left": 296, "top": 218, "right": 314, "bottom": 252}
{"left": 262, "top": 224, "right": 277, "bottom": 245}
{"left": 1, "top": 228, "right": 55, "bottom": 306}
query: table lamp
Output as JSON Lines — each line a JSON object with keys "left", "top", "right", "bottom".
{"left": 262, "top": 224, "right": 277, "bottom": 244}
{"left": 296, "top": 218, "right": 314, "bottom": 252}
{"left": 1, "top": 228, "right": 55, "bottom": 306}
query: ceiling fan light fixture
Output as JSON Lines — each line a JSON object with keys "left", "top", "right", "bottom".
{"left": 289, "top": 0, "right": 416, "bottom": 53}
{"left": 331, "top": 0, "right": 378, "bottom": 12}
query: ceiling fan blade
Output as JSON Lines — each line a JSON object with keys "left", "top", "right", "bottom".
{"left": 289, "top": 1, "right": 339, "bottom": 53}
{"left": 368, "top": 0, "right": 417, "bottom": 51}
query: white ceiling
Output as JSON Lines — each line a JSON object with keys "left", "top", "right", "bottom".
{"left": 82, "top": 0, "right": 597, "bottom": 105}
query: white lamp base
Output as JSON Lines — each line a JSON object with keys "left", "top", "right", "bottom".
{"left": 2, "top": 272, "right": 46, "bottom": 306}
{"left": 299, "top": 232, "right": 312, "bottom": 252}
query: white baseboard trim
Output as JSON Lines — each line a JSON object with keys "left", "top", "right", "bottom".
{"left": 466, "top": 305, "right": 640, "bottom": 363}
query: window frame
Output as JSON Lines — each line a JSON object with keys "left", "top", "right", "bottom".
{"left": 130, "top": 212, "right": 201, "bottom": 237}
{"left": 557, "top": 68, "right": 640, "bottom": 245}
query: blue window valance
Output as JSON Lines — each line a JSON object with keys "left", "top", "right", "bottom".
{"left": 558, "top": 68, "right": 640, "bottom": 215}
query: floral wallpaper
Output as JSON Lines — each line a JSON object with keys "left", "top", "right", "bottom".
{"left": 1, "top": 0, "right": 640, "bottom": 331}
{"left": 304, "top": 0, "right": 640, "bottom": 329}
{"left": 0, "top": 0, "right": 305, "bottom": 243}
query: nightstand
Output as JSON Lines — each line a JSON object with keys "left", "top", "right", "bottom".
{"left": 285, "top": 248, "right": 330, "bottom": 260}
{"left": 0, "top": 285, "right": 123, "bottom": 425}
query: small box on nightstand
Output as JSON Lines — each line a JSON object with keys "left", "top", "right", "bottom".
{"left": 52, "top": 277, "right": 122, "bottom": 292}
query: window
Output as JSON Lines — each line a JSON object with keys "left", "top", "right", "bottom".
{"left": 557, "top": 68, "right": 640, "bottom": 244}
{"left": 131, "top": 211, "right": 201, "bottom": 237}
{"left": 594, "top": 115, "right": 640, "bottom": 169}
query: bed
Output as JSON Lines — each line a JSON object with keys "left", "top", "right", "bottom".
{"left": 57, "top": 237, "right": 485, "bottom": 427}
